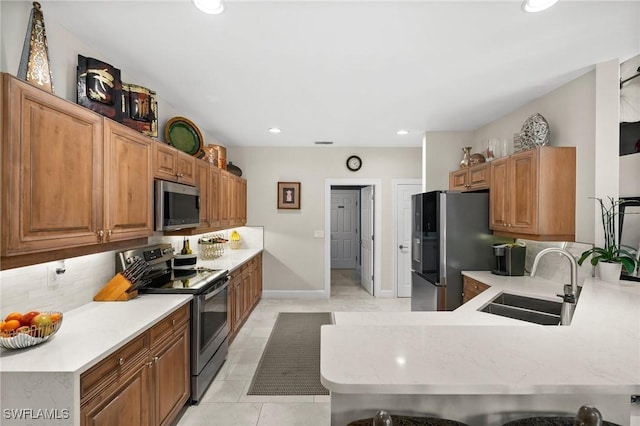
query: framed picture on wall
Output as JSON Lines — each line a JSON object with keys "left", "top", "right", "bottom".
{"left": 277, "top": 182, "right": 301, "bottom": 209}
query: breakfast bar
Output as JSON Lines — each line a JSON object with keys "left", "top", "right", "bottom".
{"left": 322, "top": 273, "right": 640, "bottom": 425}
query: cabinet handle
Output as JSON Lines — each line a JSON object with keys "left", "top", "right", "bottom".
{"left": 106, "top": 229, "right": 112, "bottom": 241}
{"left": 118, "top": 357, "right": 124, "bottom": 366}
{"left": 473, "top": 285, "right": 478, "bottom": 290}
{"left": 171, "top": 319, "right": 176, "bottom": 326}
{"left": 97, "top": 230, "right": 104, "bottom": 242}
{"left": 176, "top": 173, "right": 184, "bottom": 178}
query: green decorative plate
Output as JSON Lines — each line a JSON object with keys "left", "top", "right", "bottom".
{"left": 164, "top": 116, "right": 204, "bottom": 157}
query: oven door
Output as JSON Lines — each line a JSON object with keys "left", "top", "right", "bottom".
{"left": 192, "top": 277, "right": 229, "bottom": 375}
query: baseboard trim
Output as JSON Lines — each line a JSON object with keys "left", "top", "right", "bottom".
{"left": 377, "top": 289, "right": 395, "bottom": 298}
{"left": 262, "top": 290, "right": 328, "bottom": 299}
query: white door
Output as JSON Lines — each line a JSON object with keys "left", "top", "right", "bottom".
{"left": 360, "top": 186, "right": 374, "bottom": 295}
{"left": 330, "top": 190, "right": 360, "bottom": 269}
{"left": 396, "top": 183, "right": 422, "bottom": 297}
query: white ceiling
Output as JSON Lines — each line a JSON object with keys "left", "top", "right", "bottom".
{"left": 42, "top": 0, "right": 640, "bottom": 148}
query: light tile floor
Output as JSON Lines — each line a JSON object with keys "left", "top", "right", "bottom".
{"left": 177, "top": 269, "right": 410, "bottom": 426}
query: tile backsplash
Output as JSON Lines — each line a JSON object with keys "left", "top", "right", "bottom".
{"left": 0, "top": 251, "right": 116, "bottom": 315}
{"left": 519, "top": 239, "right": 594, "bottom": 287}
{"left": 0, "top": 226, "right": 264, "bottom": 315}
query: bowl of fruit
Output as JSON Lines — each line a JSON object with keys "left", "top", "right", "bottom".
{"left": 0, "top": 311, "right": 63, "bottom": 349}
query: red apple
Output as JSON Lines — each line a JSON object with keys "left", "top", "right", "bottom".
{"left": 20, "top": 311, "right": 40, "bottom": 327}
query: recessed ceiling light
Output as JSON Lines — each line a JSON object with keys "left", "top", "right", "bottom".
{"left": 397, "top": 130, "right": 409, "bottom": 135}
{"left": 193, "top": 0, "right": 224, "bottom": 15}
{"left": 521, "top": 0, "right": 559, "bottom": 13}
{"left": 268, "top": 128, "right": 281, "bottom": 134}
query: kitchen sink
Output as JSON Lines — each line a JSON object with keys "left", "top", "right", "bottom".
{"left": 490, "top": 293, "right": 563, "bottom": 316}
{"left": 480, "top": 293, "right": 563, "bottom": 326}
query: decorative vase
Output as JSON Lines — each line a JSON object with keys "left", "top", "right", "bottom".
{"left": 460, "top": 147, "right": 472, "bottom": 169}
{"left": 597, "top": 262, "right": 622, "bottom": 283}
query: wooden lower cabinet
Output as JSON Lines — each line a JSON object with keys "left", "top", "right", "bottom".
{"left": 80, "top": 363, "right": 151, "bottom": 426}
{"left": 152, "top": 324, "right": 189, "bottom": 426}
{"left": 462, "top": 276, "right": 490, "bottom": 304}
{"left": 228, "top": 253, "right": 263, "bottom": 342}
{"left": 80, "top": 304, "right": 190, "bottom": 426}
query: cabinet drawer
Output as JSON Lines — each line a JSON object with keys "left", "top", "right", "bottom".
{"left": 81, "top": 331, "right": 149, "bottom": 401}
{"left": 150, "top": 303, "right": 190, "bottom": 348}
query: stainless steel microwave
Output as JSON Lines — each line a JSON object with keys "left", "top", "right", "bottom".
{"left": 155, "top": 180, "right": 200, "bottom": 231}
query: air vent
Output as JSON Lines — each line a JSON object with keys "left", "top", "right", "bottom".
{"left": 314, "top": 141, "right": 333, "bottom": 145}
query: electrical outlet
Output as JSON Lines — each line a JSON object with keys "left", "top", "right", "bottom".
{"left": 47, "top": 261, "right": 66, "bottom": 287}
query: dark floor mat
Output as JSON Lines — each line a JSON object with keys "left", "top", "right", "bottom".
{"left": 246, "top": 312, "right": 332, "bottom": 395}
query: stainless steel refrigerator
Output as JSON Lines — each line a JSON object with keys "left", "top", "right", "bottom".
{"left": 411, "top": 190, "right": 510, "bottom": 311}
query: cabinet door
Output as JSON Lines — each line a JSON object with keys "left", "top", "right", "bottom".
{"left": 242, "top": 265, "right": 252, "bottom": 320}
{"left": 153, "top": 142, "right": 178, "bottom": 181}
{"left": 195, "top": 160, "right": 212, "bottom": 228}
{"left": 80, "top": 363, "right": 151, "bottom": 426}
{"left": 2, "top": 75, "right": 103, "bottom": 255}
{"left": 232, "top": 274, "right": 243, "bottom": 331}
{"left": 176, "top": 151, "right": 196, "bottom": 186}
{"left": 219, "top": 171, "right": 231, "bottom": 227}
{"left": 238, "top": 178, "right": 247, "bottom": 225}
{"left": 227, "top": 281, "right": 236, "bottom": 338}
{"left": 449, "top": 169, "right": 468, "bottom": 191}
{"left": 104, "top": 121, "right": 154, "bottom": 242}
{"left": 510, "top": 150, "right": 538, "bottom": 234}
{"left": 209, "top": 166, "right": 221, "bottom": 228}
{"left": 462, "top": 276, "right": 490, "bottom": 304}
{"left": 489, "top": 157, "right": 510, "bottom": 231}
{"left": 153, "top": 325, "right": 190, "bottom": 426}
{"left": 467, "top": 162, "right": 491, "bottom": 191}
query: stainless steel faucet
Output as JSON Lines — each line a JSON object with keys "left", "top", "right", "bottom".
{"left": 530, "top": 247, "right": 578, "bottom": 326}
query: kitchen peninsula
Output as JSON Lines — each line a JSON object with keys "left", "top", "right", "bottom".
{"left": 322, "top": 273, "right": 640, "bottom": 425}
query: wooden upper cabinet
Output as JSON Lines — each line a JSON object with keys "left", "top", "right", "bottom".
{"left": 210, "top": 166, "right": 221, "bottom": 228}
{"left": 238, "top": 177, "right": 247, "bottom": 225}
{"left": 489, "top": 157, "right": 510, "bottom": 230}
{"left": 153, "top": 141, "right": 196, "bottom": 186}
{"left": 104, "top": 121, "right": 154, "bottom": 242}
{"left": 219, "top": 170, "right": 231, "bottom": 227}
{"left": 490, "top": 146, "right": 576, "bottom": 241}
{"left": 195, "top": 161, "right": 212, "bottom": 228}
{"left": 176, "top": 151, "right": 196, "bottom": 186}
{"left": 1, "top": 74, "right": 104, "bottom": 256}
{"left": 449, "top": 163, "right": 490, "bottom": 192}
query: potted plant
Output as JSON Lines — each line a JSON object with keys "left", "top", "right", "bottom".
{"left": 577, "top": 197, "right": 638, "bottom": 282}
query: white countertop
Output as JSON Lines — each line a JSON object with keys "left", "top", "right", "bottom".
{"left": 197, "top": 248, "right": 262, "bottom": 272}
{"left": 0, "top": 248, "right": 262, "bottom": 375}
{"left": 0, "top": 294, "right": 192, "bottom": 374}
{"left": 323, "top": 272, "right": 640, "bottom": 395}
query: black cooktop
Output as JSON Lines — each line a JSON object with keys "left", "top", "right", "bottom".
{"left": 139, "top": 267, "right": 229, "bottom": 294}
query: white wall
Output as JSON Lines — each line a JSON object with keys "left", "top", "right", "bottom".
{"left": 226, "top": 147, "right": 422, "bottom": 293}
{"left": 423, "top": 131, "right": 473, "bottom": 191}
{"left": 0, "top": 1, "right": 222, "bottom": 146}
{"left": 472, "top": 71, "right": 597, "bottom": 243}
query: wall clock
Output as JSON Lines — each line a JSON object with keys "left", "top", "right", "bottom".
{"left": 346, "top": 155, "right": 362, "bottom": 171}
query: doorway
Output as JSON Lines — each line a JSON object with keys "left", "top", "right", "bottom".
{"left": 393, "top": 180, "right": 422, "bottom": 297}
{"left": 325, "top": 179, "right": 382, "bottom": 298}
